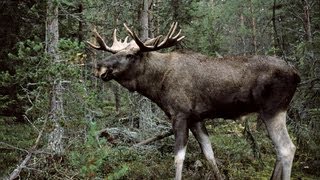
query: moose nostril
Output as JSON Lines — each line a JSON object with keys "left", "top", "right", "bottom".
{"left": 107, "top": 66, "right": 113, "bottom": 73}
{"left": 101, "top": 72, "right": 108, "bottom": 79}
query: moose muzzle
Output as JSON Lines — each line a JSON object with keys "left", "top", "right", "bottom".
{"left": 97, "top": 66, "right": 114, "bottom": 81}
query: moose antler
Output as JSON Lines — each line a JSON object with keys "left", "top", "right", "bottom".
{"left": 87, "top": 22, "right": 184, "bottom": 53}
{"left": 87, "top": 27, "right": 130, "bottom": 54}
{"left": 124, "top": 22, "right": 185, "bottom": 52}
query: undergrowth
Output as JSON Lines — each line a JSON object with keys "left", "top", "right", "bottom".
{"left": 1, "top": 117, "right": 319, "bottom": 179}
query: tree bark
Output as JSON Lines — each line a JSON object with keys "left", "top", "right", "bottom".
{"left": 302, "top": 0, "right": 312, "bottom": 43}
{"left": 149, "top": 0, "right": 154, "bottom": 38}
{"left": 78, "top": 3, "right": 83, "bottom": 44}
{"left": 172, "top": 0, "right": 180, "bottom": 22}
{"left": 272, "top": 0, "right": 282, "bottom": 56}
{"left": 46, "top": 0, "right": 64, "bottom": 155}
{"left": 46, "top": 0, "right": 59, "bottom": 59}
{"left": 249, "top": 0, "right": 257, "bottom": 55}
{"left": 155, "top": 0, "right": 160, "bottom": 35}
{"left": 114, "top": 84, "right": 120, "bottom": 112}
{"left": 240, "top": 13, "right": 246, "bottom": 55}
{"left": 140, "top": 0, "right": 149, "bottom": 41}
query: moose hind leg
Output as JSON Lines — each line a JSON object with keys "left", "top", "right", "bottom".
{"left": 190, "top": 121, "right": 223, "bottom": 180}
{"left": 261, "top": 111, "right": 296, "bottom": 180}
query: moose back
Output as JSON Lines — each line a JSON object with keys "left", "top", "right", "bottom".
{"left": 87, "top": 22, "right": 300, "bottom": 180}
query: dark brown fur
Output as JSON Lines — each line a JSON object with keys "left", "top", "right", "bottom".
{"left": 94, "top": 50, "right": 300, "bottom": 180}
{"left": 101, "top": 52, "right": 300, "bottom": 120}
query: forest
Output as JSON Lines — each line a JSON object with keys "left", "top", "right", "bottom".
{"left": 0, "top": 0, "right": 319, "bottom": 179}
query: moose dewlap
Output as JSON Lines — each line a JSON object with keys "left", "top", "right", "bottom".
{"left": 87, "top": 22, "right": 300, "bottom": 180}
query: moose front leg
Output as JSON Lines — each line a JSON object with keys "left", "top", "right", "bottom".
{"left": 190, "top": 121, "right": 223, "bottom": 180}
{"left": 172, "top": 114, "right": 189, "bottom": 180}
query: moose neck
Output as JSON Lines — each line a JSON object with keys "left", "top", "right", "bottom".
{"left": 115, "top": 51, "right": 170, "bottom": 103}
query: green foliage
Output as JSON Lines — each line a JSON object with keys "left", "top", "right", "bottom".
{"left": 183, "top": 1, "right": 221, "bottom": 56}
{"left": 0, "top": 118, "right": 37, "bottom": 176}
{"left": 0, "top": 38, "right": 49, "bottom": 119}
{"left": 107, "top": 164, "right": 129, "bottom": 180}
{"left": 1, "top": 0, "right": 320, "bottom": 179}
{"left": 66, "top": 123, "right": 165, "bottom": 179}
{"left": 68, "top": 123, "right": 110, "bottom": 178}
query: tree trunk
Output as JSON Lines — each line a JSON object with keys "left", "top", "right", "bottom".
{"left": 138, "top": 0, "right": 155, "bottom": 131}
{"left": 46, "top": 0, "right": 64, "bottom": 155}
{"left": 249, "top": 0, "right": 257, "bottom": 55}
{"left": 140, "top": 0, "right": 149, "bottom": 41}
{"left": 155, "top": 0, "right": 160, "bottom": 35}
{"left": 172, "top": 0, "right": 179, "bottom": 21}
{"left": 46, "top": 0, "right": 59, "bottom": 58}
{"left": 302, "top": 0, "right": 312, "bottom": 43}
{"left": 272, "top": 0, "right": 282, "bottom": 56}
{"left": 240, "top": 13, "right": 246, "bottom": 55}
{"left": 149, "top": 0, "right": 154, "bottom": 38}
{"left": 114, "top": 84, "right": 120, "bottom": 112}
{"left": 78, "top": 3, "right": 83, "bottom": 44}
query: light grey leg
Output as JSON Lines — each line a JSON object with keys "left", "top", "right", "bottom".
{"left": 262, "top": 111, "right": 296, "bottom": 180}
{"left": 173, "top": 115, "right": 189, "bottom": 180}
{"left": 190, "top": 121, "right": 223, "bottom": 180}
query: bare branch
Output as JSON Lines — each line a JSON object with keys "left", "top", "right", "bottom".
{"left": 9, "top": 153, "right": 32, "bottom": 180}
{"left": 23, "top": 115, "right": 40, "bottom": 133}
{"left": 8, "top": 118, "right": 47, "bottom": 180}
{"left": 134, "top": 130, "right": 173, "bottom": 146}
{"left": 0, "top": 142, "right": 29, "bottom": 153}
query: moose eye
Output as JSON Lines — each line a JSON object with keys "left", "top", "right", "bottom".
{"left": 126, "top": 54, "right": 135, "bottom": 59}
{"left": 96, "top": 65, "right": 102, "bottom": 70}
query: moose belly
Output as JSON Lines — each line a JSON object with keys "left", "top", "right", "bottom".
{"left": 195, "top": 91, "right": 258, "bottom": 120}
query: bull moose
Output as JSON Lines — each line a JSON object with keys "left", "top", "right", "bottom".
{"left": 87, "top": 22, "right": 300, "bottom": 180}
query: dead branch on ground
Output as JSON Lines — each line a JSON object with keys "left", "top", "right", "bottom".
{"left": 134, "top": 129, "right": 173, "bottom": 146}
{"left": 8, "top": 119, "right": 47, "bottom": 180}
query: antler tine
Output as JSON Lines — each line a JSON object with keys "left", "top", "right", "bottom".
{"left": 86, "top": 41, "right": 100, "bottom": 49}
{"left": 124, "top": 36, "right": 129, "bottom": 43}
{"left": 90, "top": 27, "right": 107, "bottom": 49}
{"left": 123, "top": 22, "right": 184, "bottom": 52}
{"left": 153, "top": 35, "right": 163, "bottom": 47}
{"left": 156, "top": 22, "right": 184, "bottom": 48}
{"left": 111, "top": 28, "right": 130, "bottom": 49}
{"left": 123, "top": 23, "right": 133, "bottom": 37}
{"left": 87, "top": 26, "right": 131, "bottom": 53}
{"left": 158, "top": 23, "right": 174, "bottom": 46}
{"left": 177, "top": 35, "right": 185, "bottom": 42}
{"left": 173, "top": 29, "right": 182, "bottom": 39}
{"left": 124, "top": 23, "right": 147, "bottom": 50}
{"left": 113, "top": 29, "right": 119, "bottom": 43}
{"left": 174, "top": 29, "right": 185, "bottom": 42}
{"left": 86, "top": 27, "right": 117, "bottom": 53}
{"left": 168, "top": 22, "right": 178, "bottom": 38}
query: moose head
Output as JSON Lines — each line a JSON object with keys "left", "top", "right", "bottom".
{"left": 88, "top": 22, "right": 184, "bottom": 82}
{"left": 88, "top": 22, "right": 299, "bottom": 180}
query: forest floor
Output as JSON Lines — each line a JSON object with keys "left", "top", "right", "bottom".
{"left": 1, "top": 117, "right": 319, "bottom": 179}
